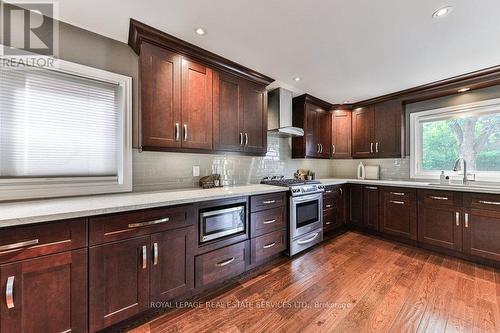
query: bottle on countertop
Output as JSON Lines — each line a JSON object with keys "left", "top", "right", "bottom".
{"left": 440, "top": 171, "right": 446, "bottom": 184}
{"left": 357, "top": 162, "right": 365, "bottom": 180}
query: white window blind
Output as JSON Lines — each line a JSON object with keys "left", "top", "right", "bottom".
{"left": 0, "top": 66, "right": 121, "bottom": 178}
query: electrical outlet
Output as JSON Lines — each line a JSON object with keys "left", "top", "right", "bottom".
{"left": 192, "top": 165, "right": 200, "bottom": 177}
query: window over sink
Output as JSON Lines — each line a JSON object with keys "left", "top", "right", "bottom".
{"left": 0, "top": 58, "right": 132, "bottom": 201}
{"left": 410, "top": 98, "right": 500, "bottom": 181}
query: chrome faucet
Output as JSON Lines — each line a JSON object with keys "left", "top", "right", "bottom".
{"left": 453, "top": 158, "right": 468, "bottom": 185}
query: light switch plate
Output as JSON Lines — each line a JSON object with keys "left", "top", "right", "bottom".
{"left": 192, "top": 165, "right": 200, "bottom": 177}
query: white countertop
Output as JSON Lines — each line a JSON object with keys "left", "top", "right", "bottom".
{"left": 0, "top": 178, "right": 498, "bottom": 229}
{"left": 319, "top": 178, "right": 500, "bottom": 194}
{"left": 0, "top": 184, "right": 287, "bottom": 228}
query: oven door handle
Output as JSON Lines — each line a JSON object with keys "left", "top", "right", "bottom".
{"left": 297, "top": 232, "right": 319, "bottom": 245}
{"left": 292, "top": 194, "right": 322, "bottom": 203}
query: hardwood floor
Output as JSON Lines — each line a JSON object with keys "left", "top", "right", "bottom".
{"left": 129, "top": 232, "right": 500, "bottom": 333}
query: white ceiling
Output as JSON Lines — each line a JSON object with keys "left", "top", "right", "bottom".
{"left": 57, "top": 0, "right": 500, "bottom": 104}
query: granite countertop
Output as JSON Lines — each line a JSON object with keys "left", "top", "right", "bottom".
{"left": 0, "top": 178, "right": 498, "bottom": 229}
{"left": 0, "top": 184, "right": 287, "bottom": 228}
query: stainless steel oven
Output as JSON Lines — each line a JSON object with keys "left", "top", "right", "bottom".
{"left": 290, "top": 193, "right": 323, "bottom": 239}
{"left": 199, "top": 204, "right": 245, "bottom": 243}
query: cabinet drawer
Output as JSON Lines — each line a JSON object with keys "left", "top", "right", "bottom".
{"left": 195, "top": 241, "right": 248, "bottom": 288}
{"left": 382, "top": 187, "right": 415, "bottom": 203}
{"left": 250, "top": 192, "right": 286, "bottom": 212}
{"left": 90, "top": 205, "right": 195, "bottom": 245}
{"left": 323, "top": 185, "right": 337, "bottom": 196}
{"left": 418, "top": 190, "right": 461, "bottom": 207}
{"left": 463, "top": 193, "right": 500, "bottom": 212}
{"left": 323, "top": 208, "right": 340, "bottom": 230}
{"left": 0, "top": 219, "right": 87, "bottom": 264}
{"left": 250, "top": 207, "right": 286, "bottom": 238}
{"left": 323, "top": 195, "right": 336, "bottom": 210}
{"left": 250, "top": 229, "right": 286, "bottom": 264}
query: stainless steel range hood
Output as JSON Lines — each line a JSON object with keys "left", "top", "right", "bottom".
{"left": 267, "top": 88, "right": 304, "bottom": 137}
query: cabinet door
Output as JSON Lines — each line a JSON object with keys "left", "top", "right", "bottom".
{"left": 363, "top": 186, "right": 379, "bottom": 231}
{"left": 418, "top": 204, "right": 462, "bottom": 251}
{"left": 351, "top": 106, "right": 374, "bottom": 158}
{"left": 317, "top": 109, "right": 331, "bottom": 158}
{"left": 463, "top": 209, "right": 500, "bottom": 262}
{"left": 140, "top": 43, "right": 181, "bottom": 149}
{"left": 380, "top": 188, "right": 417, "bottom": 240}
{"left": 331, "top": 110, "right": 352, "bottom": 159}
{"left": 180, "top": 58, "right": 213, "bottom": 150}
{"left": 349, "top": 184, "right": 363, "bottom": 227}
{"left": 213, "top": 71, "right": 244, "bottom": 152}
{"left": 374, "top": 100, "right": 403, "bottom": 158}
{"left": 336, "top": 185, "right": 347, "bottom": 224}
{"left": 151, "top": 226, "right": 194, "bottom": 302}
{"left": 305, "top": 104, "right": 319, "bottom": 157}
{"left": 242, "top": 81, "right": 267, "bottom": 154}
{"left": 89, "top": 236, "right": 150, "bottom": 332}
{"left": 0, "top": 250, "right": 87, "bottom": 333}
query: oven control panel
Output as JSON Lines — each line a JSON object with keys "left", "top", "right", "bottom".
{"left": 290, "top": 184, "right": 325, "bottom": 196}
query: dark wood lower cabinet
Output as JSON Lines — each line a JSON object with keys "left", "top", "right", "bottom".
{"left": 0, "top": 249, "right": 87, "bottom": 333}
{"left": 379, "top": 187, "right": 417, "bottom": 240}
{"left": 363, "top": 186, "right": 379, "bottom": 231}
{"left": 89, "top": 236, "right": 150, "bottom": 332}
{"left": 463, "top": 208, "right": 500, "bottom": 262}
{"left": 348, "top": 184, "right": 363, "bottom": 227}
{"left": 418, "top": 200, "right": 463, "bottom": 252}
{"left": 151, "top": 227, "right": 194, "bottom": 302}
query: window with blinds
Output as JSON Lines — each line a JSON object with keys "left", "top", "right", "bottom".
{"left": 0, "top": 60, "right": 132, "bottom": 201}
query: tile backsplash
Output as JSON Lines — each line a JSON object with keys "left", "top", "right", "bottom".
{"left": 133, "top": 135, "right": 410, "bottom": 191}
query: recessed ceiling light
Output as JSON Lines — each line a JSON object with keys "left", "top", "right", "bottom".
{"left": 458, "top": 87, "right": 470, "bottom": 93}
{"left": 195, "top": 27, "right": 206, "bottom": 36}
{"left": 294, "top": 77, "right": 301, "bottom": 82}
{"left": 433, "top": 6, "right": 453, "bottom": 18}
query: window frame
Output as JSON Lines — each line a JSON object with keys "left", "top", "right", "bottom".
{"left": 0, "top": 57, "right": 133, "bottom": 201}
{"left": 410, "top": 97, "right": 500, "bottom": 181}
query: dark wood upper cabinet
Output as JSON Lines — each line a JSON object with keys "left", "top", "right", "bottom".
{"left": 213, "top": 72, "right": 267, "bottom": 155}
{"left": 131, "top": 20, "right": 273, "bottom": 155}
{"left": 0, "top": 250, "right": 87, "bottom": 333}
{"left": 180, "top": 59, "right": 213, "bottom": 150}
{"left": 151, "top": 226, "right": 194, "bottom": 302}
{"left": 140, "top": 43, "right": 181, "bottom": 149}
{"left": 373, "top": 100, "right": 403, "bottom": 158}
{"left": 363, "top": 185, "right": 380, "bottom": 231}
{"left": 89, "top": 236, "right": 150, "bottom": 332}
{"left": 331, "top": 110, "right": 352, "bottom": 159}
{"left": 351, "top": 106, "right": 375, "bottom": 158}
{"left": 351, "top": 100, "right": 403, "bottom": 158}
{"left": 292, "top": 94, "right": 332, "bottom": 159}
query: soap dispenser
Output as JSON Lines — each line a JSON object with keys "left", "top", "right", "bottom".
{"left": 357, "top": 162, "right": 366, "bottom": 180}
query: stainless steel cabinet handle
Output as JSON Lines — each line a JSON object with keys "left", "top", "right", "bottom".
{"left": 390, "top": 200, "right": 405, "bottom": 205}
{"left": 0, "top": 239, "right": 39, "bottom": 252}
{"left": 175, "top": 123, "right": 180, "bottom": 141}
{"left": 430, "top": 196, "right": 449, "bottom": 201}
{"left": 391, "top": 192, "right": 405, "bottom": 196}
{"left": 370, "top": 142, "right": 374, "bottom": 153}
{"left": 332, "top": 144, "right": 335, "bottom": 155}
{"left": 325, "top": 190, "right": 333, "bottom": 193}
{"left": 339, "top": 187, "right": 343, "bottom": 196}
{"left": 153, "top": 243, "right": 158, "bottom": 265}
{"left": 244, "top": 133, "right": 249, "bottom": 146}
{"left": 128, "top": 217, "right": 169, "bottom": 229}
{"left": 478, "top": 200, "right": 500, "bottom": 206}
{"left": 183, "top": 124, "right": 188, "bottom": 141}
{"left": 6, "top": 276, "right": 14, "bottom": 309}
{"left": 365, "top": 186, "right": 378, "bottom": 190}
{"left": 325, "top": 221, "right": 333, "bottom": 225}
{"left": 239, "top": 133, "right": 243, "bottom": 146}
{"left": 316, "top": 144, "right": 320, "bottom": 153}
{"left": 263, "top": 242, "right": 276, "bottom": 249}
{"left": 455, "top": 212, "right": 460, "bottom": 227}
{"left": 325, "top": 204, "right": 333, "bottom": 208}
{"left": 263, "top": 200, "right": 276, "bottom": 204}
{"left": 216, "top": 257, "right": 235, "bottom": 267}
{"left": 297, "top": 232, "right": 319, "bottom": 245}
{"left": 464, "top": 213, "right": 469, "bottom": 228}
{"left": 141, "top": 245, "right": 147, "bottom": 269}
{"left": 320, "top": 144, "right": 323, "bottom": 153}
{"left": 376, "top": 142, "right": 379, "bottom": 153}
{"left": 263, "top": 219, "right": 276, "bottom": 224}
